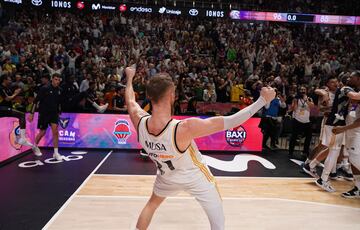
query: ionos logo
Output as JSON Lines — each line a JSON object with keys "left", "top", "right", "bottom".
{"left": 92, "top": 3, "right": 101, "bottom": 10}
{"left": 31, "top": 0, "right": 42, "bottom": 6}
{"left": 51, "top": 1, "right": 71, "bottom": 8}
{"left": 130, "top": 6, "right": 152, "bottom": 13}
{"left": 159, "top": 7, "right": 181, "bottom": 15}
{"left": 189, "top": 8, "right": 199, "bottom": 16}
{"left": 4, "top": 0, "right": 22, "bottom": 4}
{"left": 206, "top": 10, "right": 225, "bottom": 18}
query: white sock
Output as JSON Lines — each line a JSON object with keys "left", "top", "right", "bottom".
{"left": 309, "top": 159, "right": 319, "bottom": 169}
{"left": 321, "top": 148, "right": 341, "bottom": 181}
{"left": 342, "top": 158, "right": 349, "bottom": 165}
{"left": 331, "top": 163, "right": 337, "bottom": 174}
{"left": 20, "top": 129, "right": 26, "bottom": 139}
{"left": 354, "top": 175, "right": 360, "bottom": 189}
{"left": 54, "top": 148, "right": 59, "bottom": 154}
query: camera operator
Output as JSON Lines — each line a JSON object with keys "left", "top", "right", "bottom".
{"left": 289, "top": 86, "right": 315, "bottom": 158}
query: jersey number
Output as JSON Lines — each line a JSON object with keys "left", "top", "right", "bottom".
{"left": 154, "top": 160, "right": 175, "bottom": 175}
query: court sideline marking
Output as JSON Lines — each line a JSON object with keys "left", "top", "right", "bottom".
{"left": 42, "top": 150, "right": 113, "bottom": 230}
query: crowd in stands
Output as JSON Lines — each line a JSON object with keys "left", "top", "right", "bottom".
{"left": 1, "top": 10, "right": 360, "bottom": 117}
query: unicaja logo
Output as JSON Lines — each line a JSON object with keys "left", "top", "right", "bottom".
{"left": 159, "top": 7, "right": 166, "bottom": 14}
{"left": 31, "top": 0, "right": 42, "bottom": 6}
{"left": 4, "top": 0, "right": 22, "bottom": 4}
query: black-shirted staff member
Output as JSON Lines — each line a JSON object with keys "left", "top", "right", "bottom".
{"left": 0, "top": 74, "right": 41, "bottom": 155}
{"left": 29, "top": 74, "right": 63, "bottom": 161}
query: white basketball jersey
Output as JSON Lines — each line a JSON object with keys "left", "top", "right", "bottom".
{"left": 138, "top": 116, "right": 215, "bottom": 184}
{"left": 293, "top": 98, "right": 310, "bottom": 123}
{"left": 346, "top": 103, "right": 360, "bottom": 138}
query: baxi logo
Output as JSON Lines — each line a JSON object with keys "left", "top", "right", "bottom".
{"left": 189, "top": 9, "right": 198, "bottom": 16}
{"left": 225, "top": 125, "right": 247, "bottom": 147}
{"left": 31, "top": 0, "right": 42, "bottom": 6}
{"left": 113, "top": 120, "right": 131, "bottom": 144}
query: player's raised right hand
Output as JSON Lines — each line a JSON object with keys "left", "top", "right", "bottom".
{"left": 125, "top": 66, "right": 136, "bottom": 81}
{"left": 260, "top": 87, "right": 276, "bottom": 104}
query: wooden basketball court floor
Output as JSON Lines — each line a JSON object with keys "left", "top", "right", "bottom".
{"left": 43, "top": 152, "right": 360, "bottom": 230}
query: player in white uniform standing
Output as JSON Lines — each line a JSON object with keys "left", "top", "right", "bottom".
{"left": 124, "top": 67, "right": 275, "bottom": 230}
{"left": 332, "top": 71, "right": 360, "bottom": 198}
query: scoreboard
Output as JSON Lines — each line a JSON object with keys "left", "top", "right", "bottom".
{"left": 230, "top": 10, "right": 360, "bottom": 25}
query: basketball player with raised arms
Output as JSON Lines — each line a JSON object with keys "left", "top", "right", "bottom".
{"left": 124, "top": 67, "right": 276, "bottom": 230}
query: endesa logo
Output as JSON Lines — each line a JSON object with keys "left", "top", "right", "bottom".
{"left": 159, "top": 7, "right": 181, "bottom": 15}
{"left": 4, "top": 0, "right": 22, "bottom": 4}
{"left": 206, "top": 10, "right": 225, "bottom": 18}
{"left": 225, "top": 125, "right": 247, "bottom": 147}
{"left": 188, "top": 8, "right": 199, "bottom": 16}
{"left": 129, "top": 6, "right": 152, "bottom": 13}
{"left": 31, "top": 0, "right": 42, "bottom": 6}
{"left": 51, "top": 1, "right": 71, "bottom": 9}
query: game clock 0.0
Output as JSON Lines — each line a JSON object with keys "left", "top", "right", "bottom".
{"left": 286, "top": 14, "right": 315, "bottom": 23}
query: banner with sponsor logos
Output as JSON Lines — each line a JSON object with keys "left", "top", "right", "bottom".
{"left": 0, "top": 113, "right": 262, "bottom": 162}
{"left": 2, "top": 0, "right": 228, "bottom": 18}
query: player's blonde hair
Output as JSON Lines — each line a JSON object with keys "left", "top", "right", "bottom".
{"left": 146, "top": 73, "right": 174, "bottom": 103}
